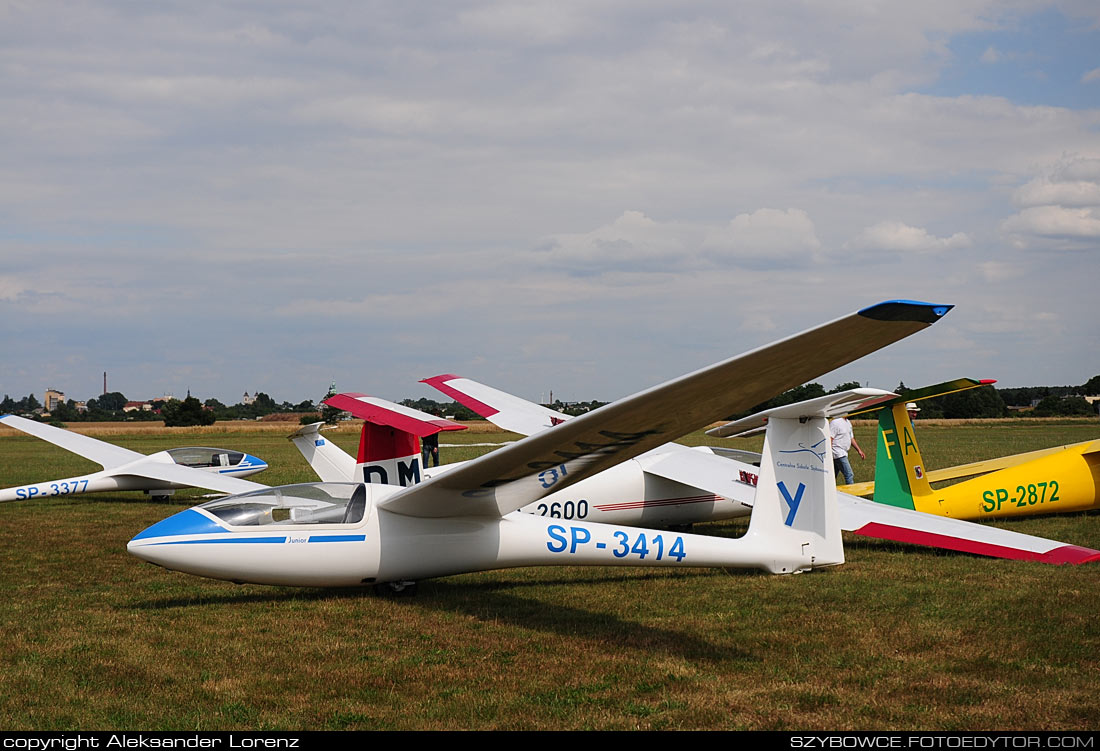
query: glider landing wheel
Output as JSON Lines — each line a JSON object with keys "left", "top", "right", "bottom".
{"left": 374, "top": 580, "right": 418, "bottom": 597}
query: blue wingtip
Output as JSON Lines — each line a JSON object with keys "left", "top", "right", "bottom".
{"left": 858, "top": 300, "right": 953, "bottom": 324}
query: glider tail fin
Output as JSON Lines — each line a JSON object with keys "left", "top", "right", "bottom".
{"left": 873, "top": 404, "right": 933, "bottom": 509}
{"left": 355, "top": 420, "right": 424, "bottom": 487}
{"left": 321, "top": 393, "right": 467, "bottom": 487}
{"left": 288, "top": 422, "right": 358, "bottom": 483}
{"left": 715, "top": 389, "right": 895, "bottom": 571}
{"left": 846, "top": 378, "right": 994, "bottom": 508}
{"left": 746, "top": 413, "right": 844, "bottom": 570}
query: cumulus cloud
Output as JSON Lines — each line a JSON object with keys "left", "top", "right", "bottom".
{"left": 1082, "top": 68, "right": 1100, "bottom": 83}
{"left": 847, "top": 221, "right": 971, "bottom": 253}
{"left": 701, "top": 208, "right": 821, "bottom": 267}
{"left": 1002, "top": 206, "right": 1100, "bottom": 238}
{"left": 1003, "top": 155, "right": 1100, "bottom": 246}
{"left": 534, "top": 207, "right": 825, "bottom": 274}
{"left": 1054, "top": 157, "right": 1100, "bottom": 182}
{"left": 1013, "top": 178, "right": 1100, "bottom": 208}
{"left": 533, "top": 211, "right": 694, "bottom": 275}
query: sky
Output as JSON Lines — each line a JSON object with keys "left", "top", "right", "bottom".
{"left": 1, "top": 0, "right": 1098, "bottom": 408}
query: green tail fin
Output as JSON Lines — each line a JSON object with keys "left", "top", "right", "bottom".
{"left": 873, "top": 404, "right": 933, "bottom": 508}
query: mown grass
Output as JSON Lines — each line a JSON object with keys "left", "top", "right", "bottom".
{"left": 0, "top": 420, "right": 1097, "bottom": 730}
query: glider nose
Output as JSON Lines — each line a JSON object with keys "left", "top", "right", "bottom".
{"left": 237, "top": 453, "right": 268, "bottom": 475}
{"left": 128, "top": 508, "right": 226, "bottom": 567}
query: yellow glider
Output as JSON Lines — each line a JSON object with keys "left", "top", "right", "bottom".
{"left": 843, "top": 379, "right": 1100, "bottom": 520}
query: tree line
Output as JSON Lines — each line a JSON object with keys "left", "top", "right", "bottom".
{"left": 0, "top": 391, "right": 318, "bottom": 427}
{"left": 4, "top": 374, "right": 1097, "bottom": 428}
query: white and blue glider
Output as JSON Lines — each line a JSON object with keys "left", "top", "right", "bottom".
{"left": 0, "top": 414, "right": 267, "bottom": 502}
{"left": 130, "top": 300, "right": 998, "bottom": 587}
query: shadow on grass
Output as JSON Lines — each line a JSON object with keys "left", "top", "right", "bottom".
{"left": 415, "top": 581, "right": 754, "bottom": 663}
{"left": 126, "top": 567, "right": 763, "bottom": 663}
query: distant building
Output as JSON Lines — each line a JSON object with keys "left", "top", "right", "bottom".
{"left": 242, "top": 392, "right": 256, "bottom": 406}
{"left": 123, "top": 401, "right": 154, "bottom": 412}
{"left": 44, "top": 388, "right": 65, "bottom": 412}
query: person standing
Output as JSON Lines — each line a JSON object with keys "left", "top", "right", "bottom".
{"left": 829, "top": 414, "right": 865, "bottom": 484}
{"left": 421, "top": 432, "right": 440, "bottom": 468}
{"left": 905, "top": 402, "right": 921, "bottom": 423}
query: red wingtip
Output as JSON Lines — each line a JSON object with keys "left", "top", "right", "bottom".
{"left": 421, "top": 374, "right": 499, "bottom": 418}
{"left": 421, "top": 374, "right": 460, "bottom": 384}
{"left": 979, "top": 379, "right": 998, "bottom": 385}
{"left": 323, "top": 391, "right": 367, "bottom": 407}
{"left": 1040, "top": 544, "right": 1100, "bottom": 566}
{"left": 851, "top": 523, "right": 1100, "bottom": 565}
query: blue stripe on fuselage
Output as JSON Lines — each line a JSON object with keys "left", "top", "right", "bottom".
{"left": 145, "top": 534, "right": 365, "bottom": 545}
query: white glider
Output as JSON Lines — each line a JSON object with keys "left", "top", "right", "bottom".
{"left": 0, "top": 414, "right": 268, "bottom": 502}
{"left": 130, "top": 300, "right": 983, "bottom": 587}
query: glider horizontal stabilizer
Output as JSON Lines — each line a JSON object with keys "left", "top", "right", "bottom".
{"left": 706, "top": 389, "right": 897, "bottom": 439}
{"left": 323, "top": 393, "right": 468, "bottom": 436}
{"left": 846, "top": 377, "right": 997, "bottom": 418}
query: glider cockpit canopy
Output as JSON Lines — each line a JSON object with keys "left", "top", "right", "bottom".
{"left": 200, "top": 482, "right": 369, "bottom": 527}
{"left": 166, "top": 447, "right": 246, "bottom": 468}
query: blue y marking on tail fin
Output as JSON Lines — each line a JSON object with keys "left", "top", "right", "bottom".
{"left": 778, "top": 481, "right": 806, "bottom": 526}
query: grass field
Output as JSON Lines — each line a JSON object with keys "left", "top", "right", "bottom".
{"left": 0, "top": 419, "right": 1097, "bottom": 730}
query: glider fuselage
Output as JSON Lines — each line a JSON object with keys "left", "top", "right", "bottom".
{"left": 0, "top": 446, "right": 267, "bottom": 502}
{"left": 127, "top": 469, "right": 822, "bottom": 587}
{"left": 874, "top": 403, "right": 1100, "bottom": 520}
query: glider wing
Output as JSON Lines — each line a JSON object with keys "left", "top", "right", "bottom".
{"left": 380, "top": 300, "right": 952, "bottom": 518}
{"left": 421, "top": 375, "right": 568, "bottom": 435}
{"left": 117, "top": 461, "right": 267, "bottom": 496}
{"left": 0, "top": 414, "right": 141, "bottom": 468}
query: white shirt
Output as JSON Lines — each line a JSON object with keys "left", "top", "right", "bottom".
{"left": 829, "top": 417, "right": 853, "bottom": 458}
